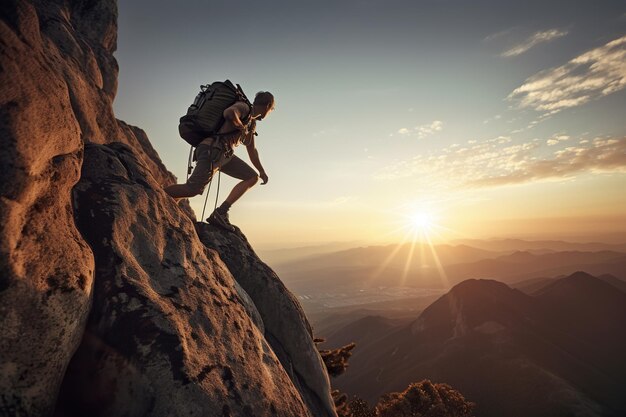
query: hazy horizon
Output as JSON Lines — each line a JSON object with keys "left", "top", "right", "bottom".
{"left": 113, "top": 0, "right": 626, "bottom": 251}
{"left": 256, "top": 230, "right": 626, "bottom": 252}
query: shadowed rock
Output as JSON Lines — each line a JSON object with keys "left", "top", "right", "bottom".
{"left": 197, "top": 224, "right": 337, "bottom": 417}
{"left": 56, "top": 142, "right": 314, "bottom": 417}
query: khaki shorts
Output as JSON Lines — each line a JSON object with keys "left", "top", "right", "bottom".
{"left": 186, "top": 138, "right": 257, "bottom": 193}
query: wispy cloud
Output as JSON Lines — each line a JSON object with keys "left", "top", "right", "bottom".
{"left": 375, "top": 136, "right": 626, "bottom": 188}
{"left": 484, "top": 28, "right": 514, "bottom": 42}
{"left": 501, "top": 29, "right": 568, "bottom": 57}
{"left": 483, "top": 114, "right": 502, "bottom": 124}
{"left": 547, "top": 134, "right": 570, "bottom": 146}
{"left": 469, "top": 137, "right": 626, "bottom": 187}
{"left": 508, "top": 35, "right": 626, "bottom": 114}
{"left": 396, "top": 120, "right": 443, "bottom": 138}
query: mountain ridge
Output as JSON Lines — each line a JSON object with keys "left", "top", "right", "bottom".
{"left": 330, "top": 272, "right": 626, "bottom": 417}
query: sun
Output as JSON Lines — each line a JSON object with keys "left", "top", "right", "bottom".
{"left": 409, "top": 211, "right": 437, "bottom": 233}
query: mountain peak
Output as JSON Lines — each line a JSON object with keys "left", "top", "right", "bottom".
{"left": 411, "top": 279, "right": 531, "bottom": 337}
{"left": 565, "top": 270, "right": 596, "bottom": 280}
{"left": 535, "top": 271, "right": 610, "bottom": 297}
{"left": 535, "top": 271, "right": 626, "bottom": 319}
{"left": 503, "top": 250, "right": 536, "bottom": 262}
{"left": 450, "top": 278, "right": 513, "bottom": 294}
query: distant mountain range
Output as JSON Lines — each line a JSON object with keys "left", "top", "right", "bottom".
{"left": 257, "top": 241, "right": 361, "bottom": 265}
{"left": 274, "top": 238, "right": 626, "bottom": 270}
{"left": 443, "top": 250, "right": 626, "bottom": 285}
{"left": 277, "top": 240, "right": 626, "bottom": 293}
{"left": 512, "top": 273, "right": 626, "bottom": 294}
{"left": 450, "top": 238, "right": 626, "bottom": 253}
{"left": 324, "top": 272, "right": 626, "bottom": 417}
{"left": 278, "top": 243, "right": 500, "bottom": 273}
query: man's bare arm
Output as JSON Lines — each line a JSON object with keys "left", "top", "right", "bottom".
{"left": 223, "top": 102, "right": 249, "bottom": 130}
{"left": 246, "top": 136, "right": 268, "bottom": 184}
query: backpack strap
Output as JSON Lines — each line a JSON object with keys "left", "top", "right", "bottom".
{"left": 234, "top": 84, "right": 253, "bottom": 124}
{"left": 235, "top": 83, "right": 252, "bottom": 106}
{"left": 212, "top": 84, "right": 257, "bottom": 142}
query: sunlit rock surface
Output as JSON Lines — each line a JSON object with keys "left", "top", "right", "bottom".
{"left": 55, "top": 142, "right": 315, "bottom": 417}
{"left": 197, "top": 223, "right": 338, "bottom": 417}
{"left": 0, "top": 1, "right": 337, "bottom": 416}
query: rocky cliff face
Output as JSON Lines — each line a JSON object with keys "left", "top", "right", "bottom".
{"left": 197, "top": 224, "right": 337, "bottom": 416}
{"left": 0, "top": 1, "right": 336, "bottom": 416}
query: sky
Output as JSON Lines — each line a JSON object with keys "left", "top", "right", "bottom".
{"left": 113, "top": 0, "right": 626, "bottom": 250}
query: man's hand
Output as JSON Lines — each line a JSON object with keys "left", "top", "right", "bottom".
{"left": 259, "top": 171, "right": 269, "bottom": 185}
{"left": 229, "top": 115, "right": 245, "bottom": 130}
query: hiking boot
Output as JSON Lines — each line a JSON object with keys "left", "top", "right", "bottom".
{"left": 207, "top": 209, "right": 235, "bottom": 232}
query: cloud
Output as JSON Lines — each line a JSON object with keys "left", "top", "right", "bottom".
{"left": 483, "top": 114, "right": 502, "bottom": 124}
{"left": 396, "top": 120, "right": 443, "bottom": 138}
{"left": 331, "top": 196, "right": 355, "bottom": 205}
{"left": 508, "top": 35, "right": 626, "bottom": 114}
{"left": 484, "top": 28, "right": 514, "bottom": 42}
{"left": 375, "top": 136, "right": 626, "bottom": 188}
{"left": 547, "top": 134, "right": 570, "bottom": 146}
{"left": 469, "top": 137, "right": 626, "bottom": 187}
{"left": 501, "top": 29, "right": 568, "bottom": 57}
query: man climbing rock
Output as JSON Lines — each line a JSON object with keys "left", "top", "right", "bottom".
{"left": 165, "top": 91, "right": 275, "bottom": 231}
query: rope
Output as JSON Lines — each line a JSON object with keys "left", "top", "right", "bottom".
{"left": 194, "top": 142, "right": 224, "bottom": 222}
{"left": 214, "top": 170, "right": 222, "bottom": 213}
{"left": 186, "top": 145, "right": 194, "bottom": 182}
{"left": 200, "top": 170, "right": 221, "bottom": 221}
{"left": 200, "top": 175, "right": 213, "bottom": 221}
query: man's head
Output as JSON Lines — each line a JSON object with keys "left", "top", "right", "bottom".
{"left": 252, "top": 91, "right": 275, "bottom": 120}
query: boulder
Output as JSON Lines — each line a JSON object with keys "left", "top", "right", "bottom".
{"left": 0, "top": 2, "right": 192, "bottom": 413}
{"left": 54, "top": 142, "right": 312, "bottom": 417}
{"left": 1, "top": 1, "right": 96, "bottom": 414}
{"left": 1, "top": 1, "right": 336, "bottom": 416}
{"left": 197, "top": 224, "right": 337, "bottom": 417}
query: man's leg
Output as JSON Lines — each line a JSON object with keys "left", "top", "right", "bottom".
{"left": 224, "top": 175, "right": 259, "bottom": 205}
{"left": 207, "top": 156, "right": 258, "bottom": 229}
{"left": 164, "top": 183, "right": 202, "bottom": 200}
{"left": 216, "top": 155, "right": 259, "bottom": 210}
{"left": 164, "top": 142, "right": 219, "bottom": 200}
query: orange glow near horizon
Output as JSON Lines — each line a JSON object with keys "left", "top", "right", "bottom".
{"left": 368, "top": 232, "right": 413, "bottom": 284}
{"left": 401, "top": 231, "right": 419, "bottom": 286}
{"left": 425, "top": 233, "right": 450, "bottom": 287}
{"left": 364, "top": 205, "right": 457, "bottom": 287}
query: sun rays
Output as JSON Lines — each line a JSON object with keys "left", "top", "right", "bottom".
{"left": 366, "top": 206, "right": 459, "bottom": 288}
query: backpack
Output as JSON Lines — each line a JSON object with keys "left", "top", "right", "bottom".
{"left": 178, "top": 80, "right": 251, "bottom": 147}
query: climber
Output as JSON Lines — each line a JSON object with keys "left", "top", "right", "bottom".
{"left": 164, "top": 91, "right": 275, "bottom": 231}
